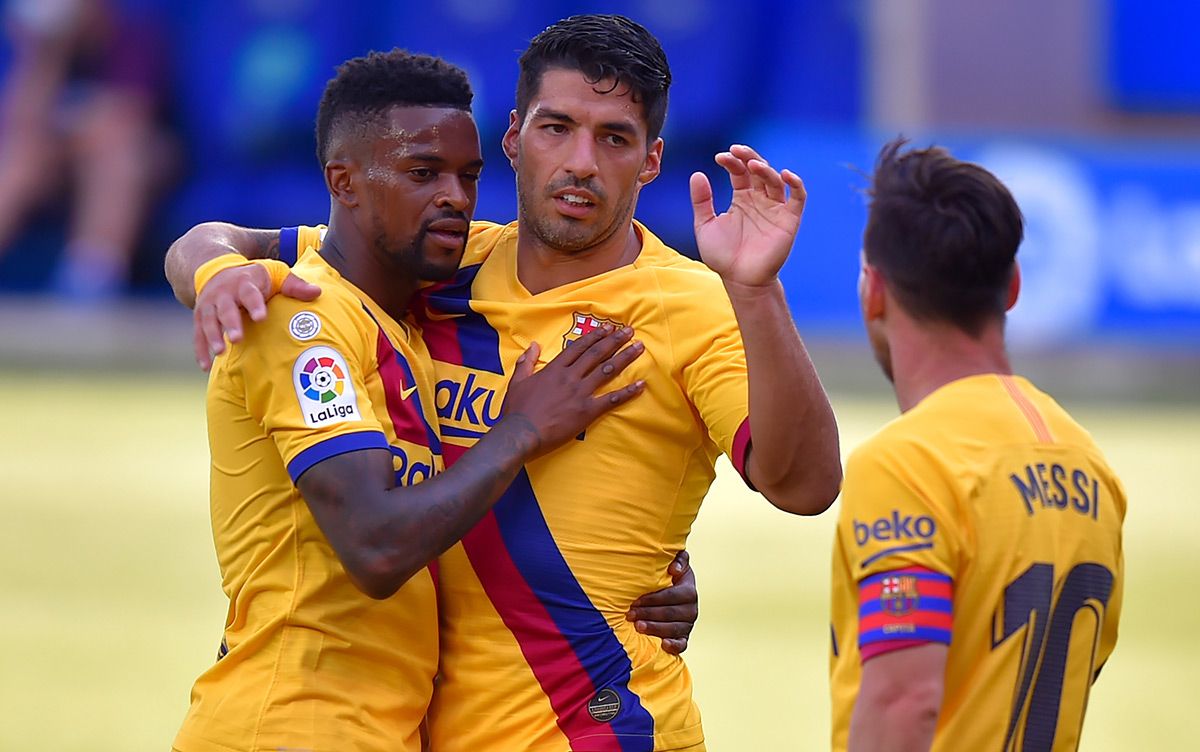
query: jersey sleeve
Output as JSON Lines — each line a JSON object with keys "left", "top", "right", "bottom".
{"left": 230, "top": 295, "right": 387, "bottom": 482}
{"left": 837, "top": 440, "right": 965, "bottom": 658}
{"left": 279, "top": 225, "right": 328, "bottom": 266}
{"left": 666, "top": 272, "right": 753, "bottom": 483}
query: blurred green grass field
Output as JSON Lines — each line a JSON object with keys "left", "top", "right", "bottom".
{"left": 1, "top": 370, "right": 1195, "bottom": 750}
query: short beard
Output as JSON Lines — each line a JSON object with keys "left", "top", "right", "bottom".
{"left": 516, "top": 167, "right": 635, "bottom": 254}
{"left": 372, "top": 224, "right": 461, "bottom": 283}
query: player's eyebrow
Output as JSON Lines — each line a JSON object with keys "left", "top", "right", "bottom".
{"left": 405, "top": 153, "right": 485, "bottom": 170}
{"left": 530, "top": 107, "right": 578, "bottom": 126}
{"left": 530, "top": 107, "right": 638, "bottom": 136}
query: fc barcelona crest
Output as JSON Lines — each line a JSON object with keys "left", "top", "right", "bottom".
{"left": 880, "top": 575, "right": 920, "bottom": 616}
{"left": 563, "top": 312, "right": 625, "bottom": 348}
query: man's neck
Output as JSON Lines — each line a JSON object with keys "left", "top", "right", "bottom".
{"left": 320, "top": 218, "right": 418, "bottom": 322}
{"left": 889, "top": 317, "right": 1012, "bottom": 413}
{"left": 515, "top": 221, "right": 642, "bottom": 295}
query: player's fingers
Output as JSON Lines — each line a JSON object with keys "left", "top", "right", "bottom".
{"left": 669, "top": 550, "right": 691, "bottom": 580}
{"left": 689, "top": 172, "right": 716, "bottom": 228}
{"left": 578, "top": 335, "right": 643, "bottom": 389}
{"left": 632, "top": 619, "right": 694, "bottom": 640}
{"left": 197, "top": 303, "right": 226, "bottom": 365}
{"left": 193, "top": 308, "right": 213, "bottom": 370}
{"left": 731, "top": 145, "right": 779, "bottom": 200}
{"left": 572, "top": 327, "right": 634, "bottom": 375}
{"left": 659, "top": 637, "right": 689, "bottom": 655}
{"left": 589, "top": 379, "right": 646, "bottom": 416}
{"left": 561, "top": 323, "right": 628, "bottom": 374}
{"left": 715, "top": 150, "right": 752, "bottom": 192}
{"left": 237, "top": 278, "right": 269, "bottom": 322}
{"left": 628, "top": 583, "right": 699, "bottom": 611}
{"left": 748, "top": 159, "right": 787, "bottom": 204}
{"left": 782, "top": 169, "right": 808, "bottom": 219}
{"left": 280, "top": 272, "right": 322, "bottom": 301}
{"left": 742, "top": 159, "right": 772, "bottom": 203}
{"left": 510, "top": 343, "right": 540, "bottom": 383}
{"left": 215, "top": 294, "right": 248, "bottom": 344}
{"left": 548, "top": 324, "right": 613, "bottom": 368}
{"left": 730, "top": 143, "right": 768, "bottom": 165}
{"left": 628, "top": 599, "right": 698, "bottom": 624}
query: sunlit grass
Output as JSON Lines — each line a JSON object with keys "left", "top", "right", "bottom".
{"left": 0, "top": 372, "right": 1193, "bottom": 750}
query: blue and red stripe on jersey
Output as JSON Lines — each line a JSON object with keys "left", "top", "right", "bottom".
{"left": 858, "top": 567, "right": 953, "bottom": 661}
{"left": 443, "top": 443, "right": 656, "bottom": 751}
{"left": 412, "top": 266, "right": 504, "bottom": 375}
{"left": 363, "top": 307, "right": 441, "bottom": 459}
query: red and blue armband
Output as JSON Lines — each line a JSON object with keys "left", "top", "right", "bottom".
{"left": 858, "top": 567, "right": 953, "bottom": 661}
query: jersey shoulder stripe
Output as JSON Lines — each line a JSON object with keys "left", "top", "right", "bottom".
{"left": 285, "top": 430, "right": 389, "bottom": 482}
{"left": 413, "top": 263, "right": 504, "bottom": 375}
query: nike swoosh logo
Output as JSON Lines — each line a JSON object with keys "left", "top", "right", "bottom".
{"left": 401, "top": 384, "right": 418, "bottom": 400}
{"left": 425, "top": 309, "right": 466, "bottom": 321}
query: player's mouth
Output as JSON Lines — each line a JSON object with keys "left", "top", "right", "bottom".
{"left": 552, "top": 190, "right": 598, "bottom": 219}
{"left": 425, "top": 218, "right": 469, "bottom": 249}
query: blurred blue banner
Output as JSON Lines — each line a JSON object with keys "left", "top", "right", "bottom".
{"left": 744, "top": 125, "right": 1200, "bottom": 346}
{"left": 1109, "top": 0, "right": 1200, "bottom": 111}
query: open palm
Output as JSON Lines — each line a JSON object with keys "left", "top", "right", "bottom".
{"left": 690, "top": 144, "right": 807, "bottom": 287}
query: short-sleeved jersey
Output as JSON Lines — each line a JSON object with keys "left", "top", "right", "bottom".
{"left": 174, "top": 248, "right": 442, "bottom": 752}
{"left": 289, "top": 221, "right": 752, "bottom": 751}
{"left": 829, "top": 375, "right": 1125, "bottom": 752}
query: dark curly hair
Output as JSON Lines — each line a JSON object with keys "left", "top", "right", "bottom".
{"left": 864, "top": 137, "right": 1024, "bottom": 336}
{"left": 315, "top": 48, "right": 473, "bottom": 165}
{"left": 517, "top": 14, "right": 672, "bottom": 143}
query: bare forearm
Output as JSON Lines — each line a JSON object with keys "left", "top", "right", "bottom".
{"left": 374, "top": 419, "right": 540, "bottom": 584}
{"left": 164, "top": 222, "right": 281, "bottom": 307}
{"left": 301, "top": 419, "right": 540, "bottom": 599}
{"left": 725, "top": 279, "right": 841, "bottom": 514}
{"left": 850, "top": 646, "right": 946, "bottom": 752}
{"left": 848, "top": 693, "right": 938, "bottom": 752}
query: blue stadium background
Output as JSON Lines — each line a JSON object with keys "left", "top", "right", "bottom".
{"left": 2, "top": 0, "right": 1198, "bottom": 347}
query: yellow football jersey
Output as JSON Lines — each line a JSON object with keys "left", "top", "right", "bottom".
{"left": 289, "top": 221, "right": 751, "bottom": 751}
{"left": 174, "top": 248, "right": 442, "bottom": 752}
{"left": 829, "top": 374, "right": 1125, "bottom": 752}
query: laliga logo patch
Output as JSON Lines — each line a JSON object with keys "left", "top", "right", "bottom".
{"left": 563, "top": 312, "right": 625, "bottom": 349}
{"left": 289, "top": 311, "right": 321, "bottom": 341}
{"left": 587, "top": 688, "right": 621, "bottom": 723}
{"left": 293, "top": 346, "right": 360, "bottom": 427}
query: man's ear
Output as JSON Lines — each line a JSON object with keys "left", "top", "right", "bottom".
{"left": 501, "top": 110, "right": 521, "bottom": 169}
{"left": 325, "top": 159, "right": 358, "bottom": 209}
{"left": 637, "top": 137, "right": 664, "bottom": 188}
{"left": 861, "top": 262, "right": 887, "bottom": 322}
{"left": 1006, "top": 262, "right": 1021, "bottom": 311}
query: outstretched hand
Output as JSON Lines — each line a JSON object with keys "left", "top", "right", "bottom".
{"left": 194, "top": 264, "right": 321, "bottom": 370}
{"left": 690, "top": 144, "right": 806, "bottom": 288}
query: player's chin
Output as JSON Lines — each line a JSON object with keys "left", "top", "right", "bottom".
{"left": 416, "top": 254, "right": 461, "bottom": 282}
{"left": 418, "top": 240, "right": 465, "bottom": 277}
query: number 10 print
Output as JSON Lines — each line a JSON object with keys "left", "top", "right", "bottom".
{"left": 992, "top": 562, "right": 1115, "bottom": 751}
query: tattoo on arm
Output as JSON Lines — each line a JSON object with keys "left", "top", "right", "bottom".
{"left": 253, "top": 230, "right": 281, "bottom": 261}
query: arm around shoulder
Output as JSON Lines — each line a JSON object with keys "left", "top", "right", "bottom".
{"left": 164, "top": 222, "right": 283, "bottom": 307}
